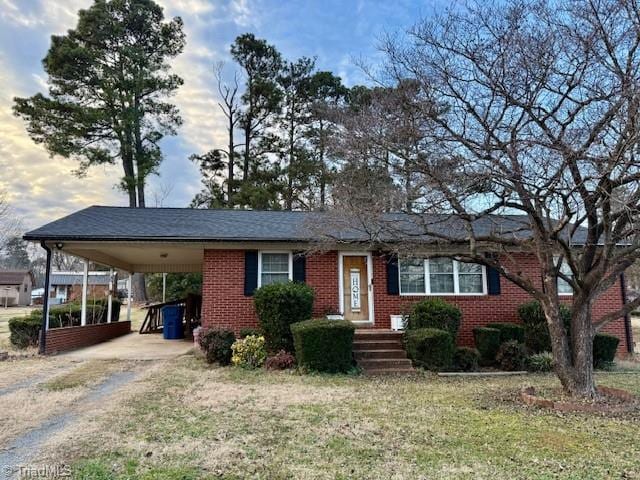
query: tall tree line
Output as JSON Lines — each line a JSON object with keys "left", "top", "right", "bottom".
{"left": 190, "top": 34, "right": 348, "bottom": 211}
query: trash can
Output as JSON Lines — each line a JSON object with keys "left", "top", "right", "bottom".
{"left": 162, "top": 305, "right": 184, "bottom": 340}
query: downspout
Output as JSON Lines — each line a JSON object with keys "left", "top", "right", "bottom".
{"left": 39, "top": 241, "right": 52, "bottom": 355}
{"left": 620, "top": 272, "right": 634, "bottom": 354}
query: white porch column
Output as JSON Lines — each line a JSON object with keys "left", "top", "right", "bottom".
{"left": 162, "top": 272, "right": 167, "bottom": 303}
{"left": 80, "top": 259, "right": 89, "bottom": 326}
{"left": 127, "top": 274, "right": 132, "bottom": 322}
{"left": 107, "top": 268, "right": 113, "bottom": 323}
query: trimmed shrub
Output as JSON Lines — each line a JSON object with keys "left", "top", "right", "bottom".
{"left": 406, "top": 298, "right": 461, "bottom": 337}
{"left": 48, "top": 299, "right": 122, "bottom": 327}
{"left": 526, "top": 352, "right": 554, "bottom": 372}
{"left": 473, "top": 327, "right": 501, "bottom": 365}
{"left": 231, "top": 335, "right": 267, "bottom": 369}
{"left": 593, "top": 333, "right": 619, "bottom": 368}
{"left": 453, "top": 346, "right": 480, "bottom": 372}
{"left": 291, "top": 319, "right": 355, "bottom": 373}
{"left": 265, "top": 350, "right": 296, "bottom": 370}
{"left": 518, "top": 301, "right": 571, "bottom": 353}
{"left": 486, "top": 322, "right": 525, "bottom": 344}
{"left": 9, "top": 312, "right": 42, "bottom": 348}
{"left": 405, "top": 328, "right": 454, "bottom": 370}
{"left": 198, "top": 328, "right": 236, "bottom": 366}
{"left": 239, "top": 327, "right": 261, "bottom": 339}
{"left": 254, "top": 282, "right": 315, "bottom": 352}
{"left": 496, "top": 340, "right": 528, "bottom": 371}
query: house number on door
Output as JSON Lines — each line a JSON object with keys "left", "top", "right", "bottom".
{"left": 350, "top": 269, "right": 361, "bottom": 312}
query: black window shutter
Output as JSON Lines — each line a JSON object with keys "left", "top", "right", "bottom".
{"left": 386, "top": 254, "right": 400, "bottom": 295}
{"left": 244, "top": 250, "right": 258, "bottom": 296}
{"left": 485, "top": 253, "right": 501, "bottom": 295}
{"left": 293, "top": 253, "right": 306, "bottom": 283}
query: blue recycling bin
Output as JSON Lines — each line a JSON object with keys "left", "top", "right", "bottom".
{"left": 162, "top": 305, "right": 184, "bottom": 340}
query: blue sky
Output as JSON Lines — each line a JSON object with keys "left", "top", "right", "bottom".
{"left": 0, "top": 0, "right": 441, "bottom": 230}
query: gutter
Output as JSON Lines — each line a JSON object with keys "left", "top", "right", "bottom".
{"left": 620, "top": 272, "right": 635, "bottom": 354}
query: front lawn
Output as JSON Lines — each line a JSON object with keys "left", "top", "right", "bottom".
{"left": 31, "top": 355, "right": 640, "bottom": 479}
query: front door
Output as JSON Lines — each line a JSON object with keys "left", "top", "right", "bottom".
{"left": 342, "top": 255, "right": 370, "bottom": 322}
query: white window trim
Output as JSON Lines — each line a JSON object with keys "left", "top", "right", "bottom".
{"left": 399, "top": 257, "right": 487, "bottom": 296}
{"left": 257, "top": 251, "right": 293, "bottom": 288}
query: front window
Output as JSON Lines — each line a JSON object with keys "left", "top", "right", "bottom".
{"left": 399, "top": 258, "right": 426, "bottom": 294}
{"left": 260, "top": 252, "right": 291, "bottom": 286}
{"left": 399, "top": 257, "right": 486, "bottom": 295}
{"left": 429, "top": 257, "right": 455, "bottom": 294}
{"left": 557, "top": 258, "right": 573, "bottom": 295}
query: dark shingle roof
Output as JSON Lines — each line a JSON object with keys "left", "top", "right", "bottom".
{"left": 23, "top": 205, "right": 552, "bottom": 244}
{"left": 0, "top": 271, "right": 30, "bottom": 285}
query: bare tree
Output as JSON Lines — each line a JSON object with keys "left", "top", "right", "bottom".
{"left": 214, "top": 62, "right": 242, "bottom": 205}
{"left": 328, "top": 0, "right": 640, "bottom": 398}
{"left": 0, "top": 191, "right": 20, "bottom": 254}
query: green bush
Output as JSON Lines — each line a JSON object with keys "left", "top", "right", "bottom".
{"left": 453, "top": 346, "right": 480, "bottom": 372}
{"left": 8, "top": 312, "right": 42, "bottom": 348}
{"left": 473, "top": 327, "right": 501, "bottom": 364}
{"left": 239, "top": 327, "right": 261, "bottom": 339}
{"left": 517, "top": 301, "right": 571, "bottom": 353}
{"left": 291, "top": 319, "right": 355, "bottom": 373}
{"left": 526, "top": 352, "right": 554, "bottom": 372}
{"left": 495, "top": 340, "right": 528, "bottom": 371}
{"left": 593, "top": 333, "right": 619, "bottom": 368}
{"left": 405, "top": 328, "right": 454, "bottom": 370}
{"left": 406, "top": 298, "right": 461, "bottom": 337}
{"left": 254, "top": 282, "right": 315, "bottom": 352}
{"left": 198, "top": 328, "right": 236, "bottom": 366}
{"left": 48, "top": 299, "right": 122, "bottom": 327}
{"left": 486, "top": 322, "right": 525, "bottom": 344}
{"left": 231, "top": 335, "right": 267, "bottom": 369}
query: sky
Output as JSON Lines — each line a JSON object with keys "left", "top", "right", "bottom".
{"left": 0, "top": 0, "right": 441, "bottom": 231}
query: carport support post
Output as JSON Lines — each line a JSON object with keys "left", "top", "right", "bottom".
{"left": 39, "top": 242, "right": 52, "bottom": 354}
{"left": 81, "top": 259, "right": 88, "bottom": 326}
{"left": 107, "top": 268, "right": 113, "bottom": 323}
{"left": 127, "top": 274, "right": 132, "bottom": 322}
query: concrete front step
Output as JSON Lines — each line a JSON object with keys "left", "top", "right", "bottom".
{"left": 354, "top": 330, "right": 404, "bottom": 341}
{"left": 353, "top": 329, "right": 414, "bottom": 374}
{"left": 354, "top": 349, "right": 407, "bottom": 360}
{"left": 357, "top": 358, "right": 413, "bottom": 370}
{"left": 363, "top": 367, "right": 416, "bottom": 376}
{"left": 353, "top": 339, "right": 403, "bottom": 350}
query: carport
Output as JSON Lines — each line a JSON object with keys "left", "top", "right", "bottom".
{"left": 24, "top": 207, "right": 208, "bottom": 355}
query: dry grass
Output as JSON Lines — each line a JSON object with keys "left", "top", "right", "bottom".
{"left": 0, "top": 359, "right": 136, "bottom": 447}
{"left": 43, "top": 359, "right": 131, "bottom": 391}
{"left": 25, "top": 355, "right": 640, "bottom": 480}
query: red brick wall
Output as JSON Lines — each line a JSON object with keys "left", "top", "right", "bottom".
{"left": 201, "top": 249, "right": 631, "bottom": 354}
{"left": 44, "top": 321, "right": 131, "bottom": 354}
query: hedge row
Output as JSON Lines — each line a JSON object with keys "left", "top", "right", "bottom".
{"left": 291, "top": 319, "right": 355, "bottom": 373}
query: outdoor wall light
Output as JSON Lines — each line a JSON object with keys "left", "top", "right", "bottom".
{"left": 55, "top": 242, "right": 64, "bottom": 249}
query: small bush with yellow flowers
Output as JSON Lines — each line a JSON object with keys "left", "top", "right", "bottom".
{"left": 231, "top": 335, "right": 267, "bottom": 369}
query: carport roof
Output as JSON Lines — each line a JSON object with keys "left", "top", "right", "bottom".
{"left": 24, "top": 205, "right": 546, "bottom": 244}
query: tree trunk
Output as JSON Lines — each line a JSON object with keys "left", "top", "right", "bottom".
{"left": 228, "top": 115, "right": 235, "bottom": 206}
{"left": 243, "top": 123, "right": 250, "bottom": 182}
{"left": 132, "top": 272, "right": 147, "bottom": 303}
{"left": 545, "top": 299, "right": 597, "bottom": 399}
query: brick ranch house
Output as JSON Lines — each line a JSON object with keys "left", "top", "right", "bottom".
{"left": 24, "top": 206, "right": 634, "bottom": 355}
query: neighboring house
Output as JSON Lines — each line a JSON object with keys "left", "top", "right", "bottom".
{"left": 23, "top": 206, "right": 634, "bottom": 355}
{"left": 0, "top": 270, "right": 34, "bottom": 307}
{"left": 49, "top": 271, "right": 115, "bottom": 305}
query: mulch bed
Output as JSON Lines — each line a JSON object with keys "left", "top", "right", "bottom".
{"left": 520, "top": 385, "right": 639, "bottom": 414}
